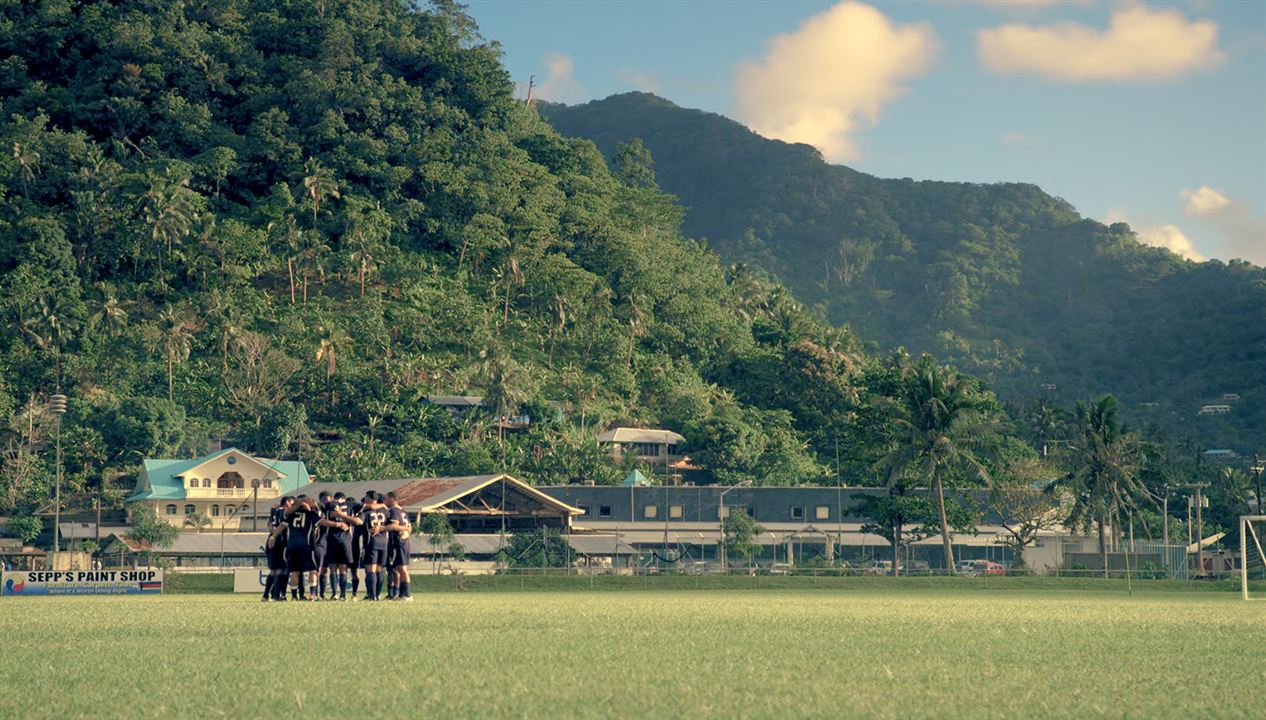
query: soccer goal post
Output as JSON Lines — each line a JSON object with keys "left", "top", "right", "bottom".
{"left": 1240, "top": 516, "right": 1266, "bottom": 600}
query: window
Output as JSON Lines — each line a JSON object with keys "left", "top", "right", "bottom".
{"left": 226, "top": 456, "right": 237, "bottom": 465}
{"left": 164, "top": 504, "right": 177, "bottom": 516}
{"left": 262, "top": 479, "right": 272, "bottom": 488}
{"left": 187, "top": 478, "right": 198, "bottom": 488}
{"left": 202, "top": 478, "right": 211, "bottom": 488}
{"left": 599, "top": 505, "right": 612, "bottom": 518}
{"left": 577, "top": 505, "right": 590, "bottom": 517}
{"left": 210, "top": 505, "right": 220, "bottom": 517}
{"left": 227, "top": 507, "right": 236, "bottom": 516}
{"left": 634, "top": 442, "right": 661, "bottom": 457}
{"left": 790, "top": 506, "right": 805, "bottom": 521}
{"left": 815, "top": 506, "right": 830, "bottom": 520}
{"left": 669, "top": 505, "right": 683, "bottom": 519}
{"left": 184, "top": 504, "right": 195, "bottom": 516}
{"left": 718, "top": 506, "right": 730, "bottom": 519}
{"left": 643, "top": 504, "right": 658, "bottom": 519}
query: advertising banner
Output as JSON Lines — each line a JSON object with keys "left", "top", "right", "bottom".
{"left": 2, "top": 570, "right": 163, "bottom": 596}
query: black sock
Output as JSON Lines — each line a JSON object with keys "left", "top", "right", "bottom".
{"left": 291, "top": 586, "right": 298, "bottom": 600}
{"left": 319, "top": 575, "right": 327, "bottom": 598}
{"left": 401, "top": 580, "right": 410, "bottom": 598}
{"left": 351, "top": 570, "right": 360, "bottom": 596}
{"left": 339, "top": 572, "right": 347, "bottom": 597}
{"left": 262, "top": 575, "right": 274, "bottom": 599}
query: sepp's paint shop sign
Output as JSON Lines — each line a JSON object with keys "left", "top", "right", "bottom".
{"left": 2, "top": 570, "right": 163, "bottom": 596}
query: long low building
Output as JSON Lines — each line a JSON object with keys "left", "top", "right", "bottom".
{"left": 538, "top": 485, "right": 1062, "bottom": 569}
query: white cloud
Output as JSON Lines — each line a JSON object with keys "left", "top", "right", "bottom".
{"left": 1181, "top": 186, "right": 1266, "bottom": 266}
{"left": 735, "top": 1, "right": 936, "bottom": 162}
{"left": 1106, "top": 209, "right": 1205, "bottom": 262}
{"left": 617, "top": 68, "right": 659, "bottom": 93}
{"left": 534, "top": 53, "right": 580, "bottom": 102}
{"left": 1000, "top": 131, "right": 1030, "bottom": 145}
{"left": 978, "top": 5, "right": 1223, "bottom": 82}
{"left": 1181, "top": 185, "right": 1231, "bottom": 215}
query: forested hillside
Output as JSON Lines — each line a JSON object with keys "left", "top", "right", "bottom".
{"left": 0, "top": 0, "right": 1027, "bottom": 517}
{"left": 541, "top": 93, "right": 1266, "bottom": 453}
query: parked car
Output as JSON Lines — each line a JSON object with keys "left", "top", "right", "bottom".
{"left": 955, "top": 561, "right": 977, "bottom": 576}
{"left": 769, "top": 563, "right": 793, "bottom": 575}
{"left": 972, "top": 560, "right": 1006, "bottom": 576}
{"left": 866, "top": 560, "right": 894, "bottom": 575}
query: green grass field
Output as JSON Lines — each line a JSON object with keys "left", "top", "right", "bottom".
{"left": 2, "top": 586, "right": 1260, "bottom": 719}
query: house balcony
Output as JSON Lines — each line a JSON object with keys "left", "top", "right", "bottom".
{"left": 185, "top": 487, "right": 279, "bottom": 499}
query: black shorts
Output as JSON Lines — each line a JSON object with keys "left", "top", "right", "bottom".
{"left": 326, "top": 535, "right": 353, "bottom": 566}
{"left": 286, "top": 546, "right": 316, "bottom": 573}
{"left": 361, "top": 544, "right": 388, "bottom": 567}
{"left": 350, "top": 538, "right": 363, "bottom": 568}
{"left": 268, "top": 541, "right": 288, "bottom": 571}
{"left": 389, "top": 541, "right": 411, "bottom": 568}
{"left": 313, "top": 541, "right": 328, "bottom": 570}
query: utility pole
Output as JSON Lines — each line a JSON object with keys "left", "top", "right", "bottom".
{"left": 525, "top": 75, "right": 535, "bottom": 106}
{"left": 251, "top": 479, "right": 259, "bottom": 533}
{"left": 1161, "top": 485, "right": 1170, "bottom": 549}
{"left": 1252, "top": 454, "right": 1264, "bottom": 516}
{"left": 1192, "top": 482, "right": 1208, "bottom": 576}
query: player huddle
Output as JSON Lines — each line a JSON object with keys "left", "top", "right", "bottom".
{"left": 261, "top": 490, "right": 413, "bottom": 602}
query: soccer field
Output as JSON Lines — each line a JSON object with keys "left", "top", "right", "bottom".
{"left": 1, "top": 588, "right": 1259, "bottom": 719}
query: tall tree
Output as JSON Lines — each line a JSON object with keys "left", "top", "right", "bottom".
{"left": 876, "top": 355, "right": 993, "bottom": 572}
{"left": 1048, "top": 395, "right": 1151, "bottom": 577}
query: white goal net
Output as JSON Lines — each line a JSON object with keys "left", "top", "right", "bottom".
{"left": 1240, "top": 516, "right": 1266, "bottom": 600}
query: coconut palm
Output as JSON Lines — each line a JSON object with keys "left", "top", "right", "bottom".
{"left": 302, "top": 157, "right": 339, "bottom": 227}
{"left": 1047, "top": 395, "right": 1152, "bottom": 577}
{"left": 314, "top": 320, "right": 350, "bottom": 406}
{"left": 876, "top": 355, "right": 994, "bottom": 573}
{"left": 482, "top": 348, "right": 530, "bottom": 445}
{"left": 22, "top": 296, "right": 80, "bottom": 389}
{"left": 150, "top": 306, "right": 200, "bottom": 402}
{"left": 140, "top": 169, "right": 199, "bottom": 277}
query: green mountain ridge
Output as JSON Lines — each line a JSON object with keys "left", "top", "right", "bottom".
{"left": 0, "top": 0, "right": 1024, "bottom": 515}
{"left": 540, "top": 92, "right": 1266, "bottom": 453}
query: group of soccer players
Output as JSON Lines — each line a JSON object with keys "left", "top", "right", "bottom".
{"left": 261, "top": 489, "right": 413, "bottom": 602}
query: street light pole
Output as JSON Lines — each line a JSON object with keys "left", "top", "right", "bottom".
{"left": 718, "top": 481, "right": 751, "bottom": 573}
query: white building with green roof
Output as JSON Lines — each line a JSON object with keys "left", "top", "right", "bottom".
{"left": 127, "top": 448, "right": 310, "bottom": 529}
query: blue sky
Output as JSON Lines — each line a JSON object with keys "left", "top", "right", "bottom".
{"left": 467, "top": 1, "right": 1265, "bottom": 265}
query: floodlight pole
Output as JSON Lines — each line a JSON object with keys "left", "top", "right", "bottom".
{"left": 49, "top": 393, "right": 68, "bottom": 570}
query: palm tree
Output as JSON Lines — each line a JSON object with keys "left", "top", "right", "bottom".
{"left": 346, "top": 226, "right": 379, "bottom": 297}
{"left": 546, "top": 292, "right": 572, "bottom": 367}
{"left": 141, "top": 169, "right": 198, "bottom": 277}
{"left": 482, "top": 348, "right": 530, "bottom": 445}
{"left": 301, "top": 157, "right": 339, "bottom": 227}
{"left": 876, "top": 355, "right": 993, "bottom": 573}
{"left": 12, "top": 140, "right": 40, "bottom": 195}
{"left": 314, "top": 321, "right": 349, "bottom": 406}
{"left": 1028, "top": 401, "right": 1064, "bottom": 457}
{"left": 88, "top": 289, "right": 129, "bottom": 336}
{"left": 297, "top": 231, "right": 330, "bottom": 303}
{"left": 500, "top": 253, "right": 524, "bottom": 325}
{"left": 152, "top": 306, "right": 200, "bottom": 402}
{"left": 268, "top": 217, "right": 305, "bottom": 304}
{"left": 726, "top": 263, "right": 769, "bottom": 320}
{"left": 1048, "top": 396, "right": 1151, "bottom": 578}
{"left": 22, "top": 296, "right": 80, "bottom": 389}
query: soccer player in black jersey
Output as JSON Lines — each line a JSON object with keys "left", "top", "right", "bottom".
{"left": 313, "top": 491, "right": 332, "bottom": 600}
{"left": 384, "top": 492, "right": 413, "bottom": 601}
{"left": 263, "top": 497, "right": 293, "bottom": 602}
{"left": 346, "top": 490, "right": 367, "bottom": 597}
{"left": 357, "top": 493, "right": 390, "bottom": 601}
{"left": 285, "top": 495, "right": 323, "bottom": 600}
{"left": 323, "top": 492, "right": 358, "bottom": 600}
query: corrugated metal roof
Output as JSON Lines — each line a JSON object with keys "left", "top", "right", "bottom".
{"left": 128, "top": 449, "right": 309, "bottom": 502}
{"left": 597, "top": 427, "right": 686, "bottom": 444}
